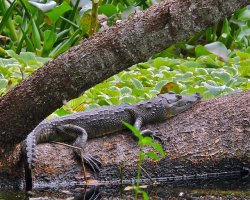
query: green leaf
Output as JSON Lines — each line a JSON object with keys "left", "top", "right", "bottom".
{"left": 238, "top": 8, "right": 250, "bottom": 21}
{"left": 120, "top": 95, "right": 136, "bottom": 104}
{"left": 131, "top": 78, "right": 144, "bottom": 90}
{"left": 150, "top": 143, "right": 165, "bottom": 157}
{"left": 204, "top": 42, "right": 229, "bottom": 62}
{"left": 141, "top": 137, "right": 153, "bottom": 145}
{"left": 238, "top": 65, "right": 250, "bottom": 77}
{"left": 211, "top": 71, "right": 231, "bottom": 83}
{"left": 5, "top": 50, "right": 25, "bottom": 65}
{"left": 236, "top": 51, "right": 250, "bottom": 60}
{"left": 153, "top": 57, "right": 169, "bottom": 67}
{"left": 0, "top": 0, "right": 17, "bottom": 34}
{"left": 195, "top": 45, "right": 211, "bottom": 57}
{"left": 46, "top": 2, "right": 72, "bottom": 23}
{"left": 145, "top": 152, "right": 160, "bottom": 160}
{"left": 203, "top": 82, "right": 226, "bottom": 96}
{"left": 49, "top": 29, "right": 80, "bottom": 58}
{"left": 0, "top": 79, "right": 8, "bottom": 90}
{"left": 155, "top": 80, "right": 168, "bottom": 91}
{"left": 99, "top": 4, "right": 117, "bottom": 17}
{"left": 195, "top": 68, "right": 208, "bottom": 75}
{"left": 54, "top": 107, "right": 72, "bottom": 116}
{"left": 31, "top": 18, "right": 42, "bottom": 50}
{"left": 123, "top": 122, "right": 143, "bottom": 141}
{"left": 141, "top": 190, "right": 149, "bottom": 200}
{"left": 42, "top": 30, "right": 57, "bottom": 56}
{"left": 120, "top": 87, "right": 132, "bottom": 95}
{"left": 80, "top": 12, "right": 92, "bottom": 35}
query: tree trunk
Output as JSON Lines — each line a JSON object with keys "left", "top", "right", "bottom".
{"left": 0, "top": 0, "right": 249, "bottom": 157}
{"left": 1, "top": 91, "right": 249, "bottom": 190}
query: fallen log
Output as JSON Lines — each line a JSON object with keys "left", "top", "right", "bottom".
{"left": 1, "top": 90, "right": 249, "bottom": 190}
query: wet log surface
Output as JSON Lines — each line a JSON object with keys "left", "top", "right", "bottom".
{"left": 0, "top": 91, "right": 249, "bottom": 191}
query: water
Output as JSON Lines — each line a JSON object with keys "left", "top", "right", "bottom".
{"left": 1, "top": 176, "right": 249, "bottom": 199}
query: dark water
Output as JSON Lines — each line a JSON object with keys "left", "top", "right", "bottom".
{"left": 1, "top": 176, "right": 250, "bottom": 200}
{"left": 0, "top": 187, "right": 250, "bottom": 200}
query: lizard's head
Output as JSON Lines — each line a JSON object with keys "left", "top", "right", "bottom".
{"left": 159, "top": 92, "right": 202, "bottom": 118}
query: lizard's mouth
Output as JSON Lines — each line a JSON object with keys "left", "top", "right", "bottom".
{"left": 170, "top": 92, "right": 202, "bottom": 115}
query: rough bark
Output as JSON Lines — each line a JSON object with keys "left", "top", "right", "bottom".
{"left": 1, "top": 91, "right": 249, "bottom": 190}
{"left": 0, "top": 0, "right": 249, "bottom": 157}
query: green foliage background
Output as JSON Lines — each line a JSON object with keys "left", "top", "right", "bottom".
{"left": 0, "top": 0, "right": 249, "bottom": 117}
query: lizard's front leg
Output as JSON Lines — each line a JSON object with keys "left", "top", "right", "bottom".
{"left": 133, "top": 117, "right": 162, "bottom": 142}
{"left": 57, "top": 124, "right": 101, "bottom": 173}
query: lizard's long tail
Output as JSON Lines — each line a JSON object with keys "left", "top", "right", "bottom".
{"left": 21, "top": 131, "right": 36, "bottom": 191}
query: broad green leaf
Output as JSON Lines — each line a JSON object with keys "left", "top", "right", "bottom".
{"left": 0, "top": 79, "right": 8, "bottom": 90}
{"left": 99, "top": 4, "right": 117, "bottom": 17}
{"left": 98, "top": 99, "right": 112, "bottom": 106}
{"left": 211, "top": 71, "right": 231, "bottom": 83}
{"left": 141, "top": 137, "right": 153, "bottom": 145}
{"left": 155, "top": 80, "right": 168, "bottom": 91}
{"left": 120, "top": 95, "right": 136, "bottom": 104}
{"left": 54, "top": 107, "right": 72, "bottom": 116}
{"left": 153, "top": 57, "right": 169, "bottom": 67}
{"left": 120, "top": 87, "right": 132, "bottom": 95}
{"left": 42, "top": 30, "right": 57, "bottom": 56}
{"left": 67, "top": 96, "right": 86, "bottom": 111}
{"left": 5, "top": 50, "right": 25, "bottom": 65}
{"left": 46, "top": 2, "right": 72, "bottom": 22}
{"left": 238, "top": 9, "right": 250, "bottom": 21}
{"left": 80, "top": 12, "right": 92, "bottom": 35}
{"left": 181, "top": 61, "right": 200, "bottom": 68}
{"left": 195, "top": 68, "right": 208, "bottom": 75}
{"left": 236, "top": 51, "right": 250, "bottom": 60}
{"left": 195, "top": 45, "right": 211, "bottom": 57}
{"left": 238, "top": 65, "right": 250, "bottom": 77}
{"left": 150, "top": 143, "right": 165, "bottom": 157}
{"left": 203, "top": 82, "right": 226, "bottom": 95}
{"left": 137, "top": 63, "right": 151, "bottom": 69}
{"left": 145, "top": 152, "right": 159, "bottom": 160}
{"left": 19, "top": 52, "right": 36, "bottom": 64}
{"left": 131, "top": 78, "right": 144, "bottom": 90}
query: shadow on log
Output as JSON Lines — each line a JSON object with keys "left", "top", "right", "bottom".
{"left": 0, "top": 91, "right": 249, "bottom": 191}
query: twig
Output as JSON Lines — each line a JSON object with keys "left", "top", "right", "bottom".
{"left": 52, "top": 141, "right": 88, "bottom": 182}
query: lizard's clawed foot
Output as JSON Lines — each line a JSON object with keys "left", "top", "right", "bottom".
{"left": 82, "top": 153, "right": 102, "bottom": 173}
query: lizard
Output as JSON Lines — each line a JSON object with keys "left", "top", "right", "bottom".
{"left": 22, "top": 92, "right": 202, "bottom": 190}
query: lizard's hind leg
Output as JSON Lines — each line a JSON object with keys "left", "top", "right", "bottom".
{"left": 56, "top": 124, "right": 102, "bottom": 173}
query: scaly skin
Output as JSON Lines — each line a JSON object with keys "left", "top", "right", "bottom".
{"left": 22, "top": 92, "right": 202, "bottom": 190}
